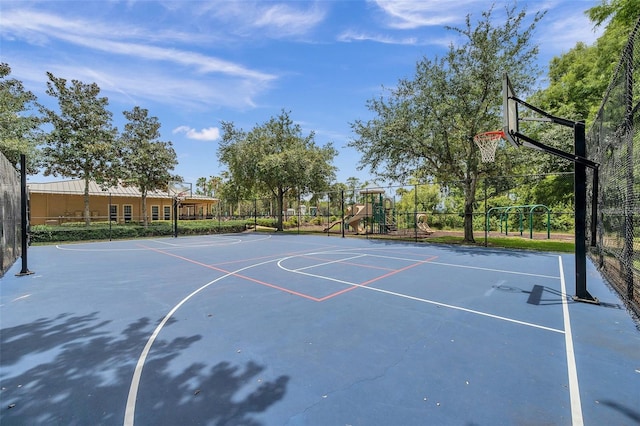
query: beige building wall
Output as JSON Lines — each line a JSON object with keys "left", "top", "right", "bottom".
{"left": 30, "top": 193, "right": 213, "bottom": 225}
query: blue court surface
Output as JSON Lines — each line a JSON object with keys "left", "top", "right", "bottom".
{"left": 1, "top": 234, "right": 638, "bottom": 425}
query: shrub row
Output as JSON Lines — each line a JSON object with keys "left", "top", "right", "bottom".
{"left": 30, "top": 220, "right": 250, "bottom": 243}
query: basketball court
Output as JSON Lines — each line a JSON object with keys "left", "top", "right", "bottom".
{"left": 1, "top": 233, "right": 638, "bottom": 425}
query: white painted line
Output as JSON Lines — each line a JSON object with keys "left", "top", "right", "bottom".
{"left": 278, "top": 257, "right": 564, "bottom": 334}
{"left": 11, "top": 294, "right": 31, "bottom": 302}
{"left": 56, "top": 235, "right": 273, "bottom": 252}
{"left": 558, "top": 256, "right": 584, "bottom": 426}
{"left": 427, "top": 260, "right": 559, "bottom": 279}
{"left": 123, "top": 257, "right": 278, "bottom": 426}
{"left": 295, "top": 249, "right": 559, "bottom": 279}
{"left": 294, "top": 254, "right": 367, "bottom": 272}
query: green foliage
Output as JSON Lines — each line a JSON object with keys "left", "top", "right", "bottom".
{"left": 533, "top": 0, "right": 639, "bottom": 126}
{"left": 349, "top": 3, "right": 544, "bottom": 242}
{"left": 196, "top": 176, "right": 222, "bottom": 197}
{"left": 255, "top": 218, "right": 278, "bottom": 228}
{"left": 395, "top": 182, "right": 441, "bottom": 213}
{"left": 218, "top": 110, "right": 337, "bottom": 231}
{"left": 0, "top": 63, "right": 42, "bottom": 173}
{"left": 40, "top": 72, "right": 119, "bottom": 225}
{"left": 30, "top": 220, "right": 246, "bottom": 243}
{"left": 119, "top": 106, "right": 179, "bottom": 227}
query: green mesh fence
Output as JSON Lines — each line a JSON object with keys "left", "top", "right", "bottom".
{"left": 587, "top": 17, "right": 640, "bottom": 316}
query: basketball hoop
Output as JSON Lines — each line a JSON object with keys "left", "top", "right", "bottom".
{"left": 175, "top": 191, "right": 186, "bottom": 204}
{"left": 474, "top": 130, "right": 504, "bottom": 163}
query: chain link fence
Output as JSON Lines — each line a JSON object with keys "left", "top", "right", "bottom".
{"left": 587, "top": 17, "right": 640, "bottom": 316}
{"left": 1, "top": 151, "right": 21, "bottom": 277}
{"left": 234, "top": 173, "right": 575, "bottom": 242}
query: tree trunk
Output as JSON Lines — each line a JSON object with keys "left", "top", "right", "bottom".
{"left": 83, "top": 176, "right": 91, "bottom": 226}
{"left": 276, "top": 187, "right": 285, "bottom": 231}
{"left": 463, "top": 176, "right": 478, "bottom": 243}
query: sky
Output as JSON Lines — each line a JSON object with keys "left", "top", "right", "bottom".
{"left": 1, "top": 0, "right": 605, "bottom": 187}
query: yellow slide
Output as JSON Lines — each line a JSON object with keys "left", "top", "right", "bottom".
{"left": 345, "top": 203, "right": 372, "bottom": 233}
{"left": 322, "top": 204, "right": 372, "bottom": 233}
{"left": 416, "top": 213, "right": 433, "bottom": 234}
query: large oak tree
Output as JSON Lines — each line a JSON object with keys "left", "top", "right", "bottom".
{"left": 349, "top": 4, "right": 544, "bottom": 242}
{"left": 218, "top": 110, "right": 337, "bottom": 231}
{"left": 40, "top": 73, "right": 119, "bottom": 225}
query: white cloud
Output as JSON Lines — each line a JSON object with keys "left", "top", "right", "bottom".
{"left": 1, "top": 9, "right": 275, "bottom": 82}
{"left": 337, "top": 30, "right": 418, "bottom": 45}
{"left": 197, "top": 1, "right": 327, "bottom": 38}
{"left": 372, "top": 0, "right": 477, "bottom": 29}
{"left": 538, "top": 13, "right": 603, "bottom": 53}
{"left": 173, "top": 126, "right": 220, "bottom": 141}
{"left": 1, "top": 6, "right": 278, "bottom": 109}
{"left": 254, "top": 3, "right": 326, "bottom": 34}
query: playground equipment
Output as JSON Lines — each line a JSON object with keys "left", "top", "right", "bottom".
{"left": 323, "top": 204, "right": 369, "bottom": 233}
{"left": 486, "top": 204, "right": 551, "bottom": 239}
{"left": 323, "top": 188, "right": 397, "bottom": 234}
{"left": 416, "top": 213, "right": 434, "bottom": 235}
{"left": 361, "top": 188, "right": 396, "bottom": 234}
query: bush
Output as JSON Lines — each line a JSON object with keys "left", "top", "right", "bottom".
{"left": 255, "top": 218, "right": 278, "bottom": 228}
{"left": 30, "top": 220, "right": 247, "bottom": 244}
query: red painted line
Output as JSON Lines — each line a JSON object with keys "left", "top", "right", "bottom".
{"left": 317, "top": 255, "right": 438, "bottom": 302}
{"left": 139, "top": 244, "right": 437, "bottom": 303}
{"left": 138, "top": 244, "right": 324, "bottom": 301}
{"left": 300, "top": 254, "right": 397, "bottom": 271}
{"left": 208, "top": 245, "right": 342, "bottom": 267}
{"left": 228, "top": 272, "right": 323, "bottom": 302}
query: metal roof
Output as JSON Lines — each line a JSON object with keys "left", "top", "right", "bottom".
{"left": 27, "top": 179, "right": 217, "bottom": 201}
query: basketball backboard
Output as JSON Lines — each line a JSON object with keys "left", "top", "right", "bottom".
{"left": 502, "top": 73, "right": 520, "bottom": 148}
{"left": 168, "top": 181, "right": 192, "bottom": 198}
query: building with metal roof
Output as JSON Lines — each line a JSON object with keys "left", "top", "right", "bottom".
{"left": 28, "top": 179, "right": 218, "bottom": 225}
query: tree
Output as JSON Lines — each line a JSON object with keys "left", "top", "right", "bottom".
{"left": 40, "top": 72, "right": 119, "bottom": 225}
{"left": 349, "top": 4, "right": 543, "bottom": 242}
{"left": 521, "top": 0, "right": 639, "bottom": 206}
{"left": 196, "top": 175, "right": 223, "bottom": 197}
{"left": 218, "top": 110, "right": 337, "bottom": 231}
{"left": 0, "top": 63, "right": 42, "bottom": 174}
{"left": 533, "top": 0, "right": 639, "bottom": 123}
{"left": 119, "top": 106, "right": 179, "bottom": 227}
{"left": 395, "top": 180, "right": 441, "bottom": 214}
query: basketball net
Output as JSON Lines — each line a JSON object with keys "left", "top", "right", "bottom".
{"left": 474, "top": 130, "right": 504, "bottom": 163}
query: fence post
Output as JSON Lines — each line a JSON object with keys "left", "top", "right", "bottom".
{"left": 109, "top": 192, "right": 112, "bottom": 241}
{"left": 341, "top": 190, "right": 345, "bottom": 238}
{"left": 173, "top": 196, "right": 178, "bottom": 238}
{"left": 484, "top": 179, "right": 488, "bottom": 247}
{"left": 414, "top": 184, "right": 418, "bottom": 242}
{"left": 297, "top": 191, "right": 300, "bottom": 234}
{"left": 574, "top": 121, "right": 591, "bottom": 301}
{"left": 326, "top": 195, "right": 330, "bottom": 236}
{"left": 17, "top": 154, "right": 33, "bottom": 276}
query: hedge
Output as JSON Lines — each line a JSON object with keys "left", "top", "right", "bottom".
{"left": 30, "top": 220, "right": 252, "bottom": 244}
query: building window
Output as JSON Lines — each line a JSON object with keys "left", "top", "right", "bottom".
{"left": 123, "top": 205, "right": 133, "bottom": 223}
{"left": 110, "top": 205, "right": 118, "bottom": 222}
{"left": 151, "top": 205, "right": 159, "bottom": 221}
{"left": 163, "top": 206, "right": 171, "bottom": 220}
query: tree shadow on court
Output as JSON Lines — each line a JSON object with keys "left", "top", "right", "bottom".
{"left": 0, "top": 312, "right": 288, "bottom": 425}
{"left": 598, "top": 400, "right": 640, "bottom": 424}
{"left": 366, "top": 238, "right": 532, "bottom": 257}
